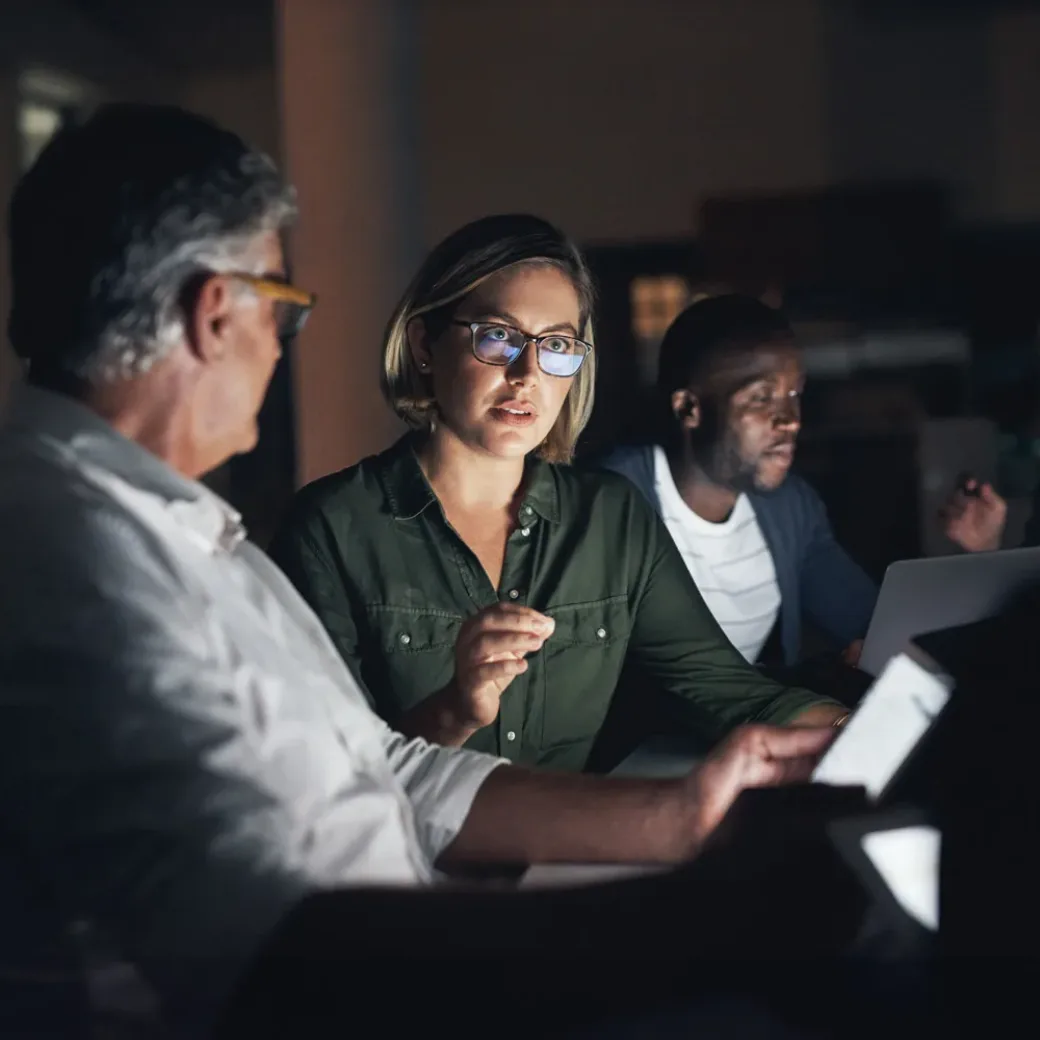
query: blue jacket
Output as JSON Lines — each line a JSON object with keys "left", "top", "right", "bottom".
{"left": 597, "top": 444, "right": 877, "bottom": 665}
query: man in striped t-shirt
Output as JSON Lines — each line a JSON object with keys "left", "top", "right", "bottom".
{"left": 652, "top": 446, "right": 780, "bottom": 662}
{"left": 601, "top": 295, "right": 877, "bottom": 670}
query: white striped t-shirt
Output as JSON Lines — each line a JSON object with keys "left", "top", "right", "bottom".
{"left": 653, "top": 446, "right": 781, "bottom": 663}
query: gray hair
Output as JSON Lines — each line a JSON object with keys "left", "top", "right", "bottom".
{"left": 89, "top": 159, "right": 297, "bottom": 382}
{"left": 8, "top": 103, "right": 297, "bottom": 386}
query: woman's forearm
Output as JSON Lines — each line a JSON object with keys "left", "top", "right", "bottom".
{"left": 396, "top": 682, "right": 481, "bottom": 746}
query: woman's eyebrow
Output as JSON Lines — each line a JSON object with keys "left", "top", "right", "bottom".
{"left": 464, "top": 310, "right": 579, "bottom": 336}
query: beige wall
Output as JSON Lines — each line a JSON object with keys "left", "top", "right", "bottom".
{"left": 278, "top": 0, "right": 409, "bottom": 484}
{"left": 177, "top": 66, "right": 281, "bottom": 163}
{"left": 417, "top": 0, "right": 831, "bottom": 244}
{"left": 180, "top": 0, "right": 836, "bottom": 248}
{"left": 179, "top": 1, "right": 1040, "bottom": 252}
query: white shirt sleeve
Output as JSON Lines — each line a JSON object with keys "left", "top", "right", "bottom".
{"left": 378, "top": 726, "right": 507, "bottom": 865}
{"left": 243, "top": 543, "right": 510, "bottom": 869}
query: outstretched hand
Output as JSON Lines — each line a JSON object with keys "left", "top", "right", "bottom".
{"left": 681, "top": 724, "right": 836, "bottom": 854}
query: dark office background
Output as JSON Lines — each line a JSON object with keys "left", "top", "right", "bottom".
{"left": 2, "top": 0, "right": 1039, "bottom": 572}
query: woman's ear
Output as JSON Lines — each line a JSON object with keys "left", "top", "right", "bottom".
{"left": 670, "top": 388, "right": 701, "bottom": 431}
{"left": 407, "top": 317, "right": 432, "bottom": 374}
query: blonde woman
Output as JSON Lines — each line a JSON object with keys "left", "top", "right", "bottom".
{"left": 270, "top": 214, "right": 846, "bottom": 771}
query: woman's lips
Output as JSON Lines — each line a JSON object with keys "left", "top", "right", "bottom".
{"left": 490, "top": 405, "right": 537, "bottom": 427}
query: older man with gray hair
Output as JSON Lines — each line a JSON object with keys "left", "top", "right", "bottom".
{"left": 0, "top": 104, "right": 852, "bottom": 1038}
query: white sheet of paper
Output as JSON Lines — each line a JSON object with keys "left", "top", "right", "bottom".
{"left": 812, "top": 652, "right": 951, "bottom": 799}
{"left": 862, "top": 825, "right": 940, "bottom": 931}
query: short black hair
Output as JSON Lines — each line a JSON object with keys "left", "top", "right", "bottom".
{"left": 656, "top": 294, "right": 793, "bottom": 395}
{"left": 8, "top": 102, "right": 294, "bottom": 383}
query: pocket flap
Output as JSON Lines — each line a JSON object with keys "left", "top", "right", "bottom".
{"left": 365, "top": 605, "right": 462, "bottom": 654}
{"left": 544, "top": 595, "right": 630, "bottom": 649}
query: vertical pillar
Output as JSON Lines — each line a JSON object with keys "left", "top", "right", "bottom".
{"left": 277, "top": 0, "right": 420, "bottom": 487}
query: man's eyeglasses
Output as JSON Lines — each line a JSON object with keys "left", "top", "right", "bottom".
{"left": 452, "top": 321, "right": 591, "bottom": 378}
{"left": 234, "top": 274, "right": 317, "bottom": 347}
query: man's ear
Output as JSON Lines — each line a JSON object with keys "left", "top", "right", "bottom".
{"left": 183, "top": 273, "right": 236, "bottom": 364}
{"left": 406, "top": 317, "right": 433, "bottom": 374}
{"left": 671, "top": 388, "right": 701, "bottom": 431}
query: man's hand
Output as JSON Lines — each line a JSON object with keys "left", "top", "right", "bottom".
{"left": 679, "top": 724, "right": 836, "bottom": 857}
{"left": 442, "top": 723, "right": 836, "bottom": 869}
{"left": 842, "top": 639, "right": 863, "bottom": 668}
{"left": 941, "top": 477, "right": 1007, "bottom": 553}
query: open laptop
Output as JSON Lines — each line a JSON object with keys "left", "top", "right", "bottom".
{"left": 858, "top": 546, "right": 1040, "bottom": 677}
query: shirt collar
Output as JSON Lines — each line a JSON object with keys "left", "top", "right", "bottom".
{"left": 3, "top": 382, "right": 246, "bottom": 554}
{"left": 378, "top": 434, "right": 560, "bottom": 525}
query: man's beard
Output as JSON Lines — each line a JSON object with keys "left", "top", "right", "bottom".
{"left": 690, "top": 429, "right": 760, "bottom": 492}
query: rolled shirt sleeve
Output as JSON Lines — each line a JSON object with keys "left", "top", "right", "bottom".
{"left": 264, "top": 521, "right": 509, "bottom": 863}
{"left": 379, "top": 728, "right": 507, "bottom": 864}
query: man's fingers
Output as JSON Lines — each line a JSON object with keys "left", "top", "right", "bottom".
{"left": 978, "top": 483, "right": 1004, "bottom": 508}
{"left": 757, "top": 752, "right": 820, "bottom": 788}
{"left": 940, "top": 496, "right": 966, "bottom": 521}
{"left": 748, "top": 723, "right": 837, "bottom": 761}
{"left": 842, "top": 639, "right": 863, "bottom": 667}
{"left": 718, "top": 725, "right": 836, "bottom": 792}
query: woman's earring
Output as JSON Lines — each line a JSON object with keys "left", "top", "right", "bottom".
{"left": 419, "top": 361, "right": 429, "bottom": 371}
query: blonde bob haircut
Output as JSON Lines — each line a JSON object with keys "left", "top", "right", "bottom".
{"left": 381, "top": 214, "right": 596, "bottom": 464}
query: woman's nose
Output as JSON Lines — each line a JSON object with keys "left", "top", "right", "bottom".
{"left": 507, "top": 342, "right": 540, "bottom": 385}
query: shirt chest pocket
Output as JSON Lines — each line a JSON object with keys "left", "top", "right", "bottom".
{"left": 538, "top": 595, "right": 633, "bottom": 748}
{"left": 361, "top": 606, "right": 462, "bottom": 719}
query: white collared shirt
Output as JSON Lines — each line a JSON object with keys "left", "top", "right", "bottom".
{"left": 0, "top": 384, "right": 505, "bottom": 1027}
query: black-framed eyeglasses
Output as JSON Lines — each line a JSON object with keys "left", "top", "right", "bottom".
{"left": 452, "top": 320, "right": 592, "bottom": 378}
{"left": 232, "top": 274, "right": 317, "bottom": 348}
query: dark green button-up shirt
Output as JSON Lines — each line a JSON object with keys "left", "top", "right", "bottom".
{"left": 270, "top": 436, "right": 834, "bottom": 771}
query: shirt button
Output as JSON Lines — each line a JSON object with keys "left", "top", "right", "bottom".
{"left": 507, "top": 589, "right": 520, "bottom": 600}
{"left": 506, "top": 730, "right": 517, "bottom": 742}
{"left": 596, "top": 627, "right": 607, "bottom": 639}
{"left": 399, "top": 633, "right": 411, "bottom": 645}
{"left": 520, "top": 527, "right": 531, "bottom": 537}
